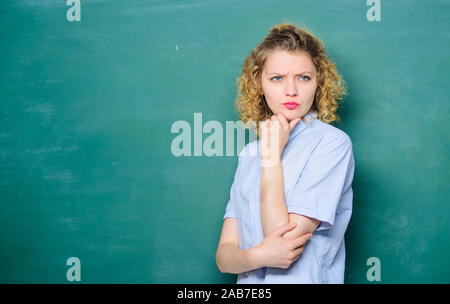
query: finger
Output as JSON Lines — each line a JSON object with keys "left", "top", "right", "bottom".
{"left": 292, "top": 251, "right": 303, "bottom": 263}
{"left": 260, "top": 120, "right": 266, "bottom": 130}
{"left": 272, "top": 119, "right": 280, "bottom": 131}
{"left": 260, "top": 122, "right": 270, "bottom": 149}
{"left": 271, "top": 116, "right": 283, "bottom": 133}
{"left": 289, "top": 117, "right": 301, "bottom": 131}
{"left": 259, "top": 121, "right": 265, "bottom": 137}
{"left": 264, "top": 119, "right": 271, "bottom": 131}
{"left": 277, "top": 113, "right": 289, "bottom": 130}
{"left": 261, "top": 120, "right": 271, "bottom": 132}
{"left": 269, "top": 115, "right": 278, "bottom": 126}
{"left": 271, "top": 222, "right": 297, "bottom": 237}
{"left": 266, "top": 120, "right": 274, "bottom": 141}
{"left": 292, "top": 233, "right": 313, "bottom": 248}
{"left": 262, "top": 120, "right": 271, "bottom": 141}
{"left": 292, "top": 246, "right": 304, "bottom": 257}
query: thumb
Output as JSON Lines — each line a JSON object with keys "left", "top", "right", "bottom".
{"left": 271, "top": 222, "right": 297, "bottom": 237}
{"left": 289, "top": 117, "right": 301, "bottom": 131}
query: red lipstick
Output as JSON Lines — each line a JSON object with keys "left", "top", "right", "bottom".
{"left": 283, "top": 102, "right": 299, "bottom": 110}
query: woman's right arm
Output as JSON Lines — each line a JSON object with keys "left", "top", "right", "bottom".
{"left": 215, "top": 218, "right": 312, "bottom": 274}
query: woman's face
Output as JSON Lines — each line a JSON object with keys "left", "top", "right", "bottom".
{"left": 261, "top": 50, "right": 318, "bottom": 122}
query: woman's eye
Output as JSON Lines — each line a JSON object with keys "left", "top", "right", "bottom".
{"left": 271, "top": 75, "right": 310, "bottom": 81}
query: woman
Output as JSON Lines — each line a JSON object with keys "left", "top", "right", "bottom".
{"left": 215, "top": 22, "right": 355, "bottom": 284}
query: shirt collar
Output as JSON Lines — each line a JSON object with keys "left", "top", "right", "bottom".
{"left": 288, "top": 111, "right": 318, "bottom": 141}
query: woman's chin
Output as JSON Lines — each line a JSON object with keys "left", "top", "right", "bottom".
{"left": 286, "top": 115, "right": 302, "bottom": 123}
{"left": 273, "top": 109, "right": 302, "bottom": 122}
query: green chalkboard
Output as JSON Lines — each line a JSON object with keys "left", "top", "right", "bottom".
{"left": 0, "top": 0, "right": 449, "bottom": 283}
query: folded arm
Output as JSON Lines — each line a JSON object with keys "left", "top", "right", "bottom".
{"left": 216, "top": 218, "right": 313, "bottom": 274}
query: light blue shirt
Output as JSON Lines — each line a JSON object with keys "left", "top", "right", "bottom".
{"left": 223, "top": 112, "right": 355, "bottom": 284}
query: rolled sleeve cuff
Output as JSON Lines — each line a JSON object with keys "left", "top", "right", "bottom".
{"left": 287, "top": 205, "right": 334, "bottom": 231}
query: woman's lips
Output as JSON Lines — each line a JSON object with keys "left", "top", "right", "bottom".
{"left": 283, "top": 102, "right": 299, "bottom": 110}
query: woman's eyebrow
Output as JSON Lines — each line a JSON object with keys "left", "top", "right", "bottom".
{"left": 267, "top": 71, "right": 313, "bottom": 75}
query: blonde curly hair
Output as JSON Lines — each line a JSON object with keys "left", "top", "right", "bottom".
{"left": 236, "top": 22, "right": 348, "bottom": 136}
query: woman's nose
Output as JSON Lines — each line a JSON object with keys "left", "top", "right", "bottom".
{"left": 284, "top": 78, "right": 298, "bottom": 97}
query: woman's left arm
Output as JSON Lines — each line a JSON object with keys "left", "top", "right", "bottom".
{"left": 259, "top": 114, "right": 320, "bottom": 241}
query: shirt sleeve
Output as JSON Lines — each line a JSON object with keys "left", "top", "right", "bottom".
{"left": 223, "top": 156, "right": 241, "bottom": 220}
{"left": 285, "top": 133, "right": 354, "bottom": 231}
